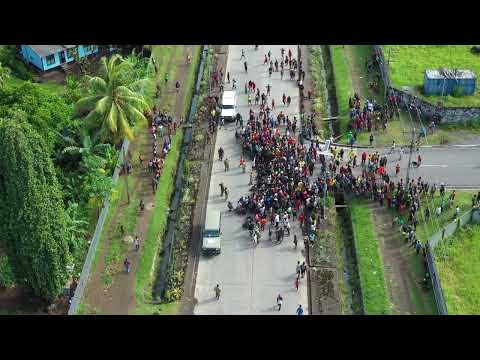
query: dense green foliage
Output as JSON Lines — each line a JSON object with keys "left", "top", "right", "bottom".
{"left": 434, "top": 223, "right": 480, "bottom": 314}
{"left": 0, "top": 46, "right": 33, "bottom": 81}
{"left": 350, "top": 200, "right": 391, "bottom": 314}
{"left": 0, "top": 255, "right": 15, "bottom": 288}
{"left": 0, "top": 82, "right": 74, "bottom": 152}
{"left": 0, "top": 121, "right": 71, "bottom": 300}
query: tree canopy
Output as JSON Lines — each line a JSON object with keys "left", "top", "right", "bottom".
{"left": 0, "top": 120, "right": 71, "bottom": 301}
{"left": 75, "top": 54, "right": 151, "bottom": 144}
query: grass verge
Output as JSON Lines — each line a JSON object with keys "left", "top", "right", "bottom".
{"left": 434, "top": 223, "right": 480, "bottom": 314}
{"left": 383, "top": 45, "right": 480, "bottom": 107}
{"left": 135, "top": 129, "right": 183, "bottom": 308}
{"left": 350, "top": 199, "right": 391, "bottom": 314}
{"left": 329, "top": 45, "right": 353, "bottom": 136}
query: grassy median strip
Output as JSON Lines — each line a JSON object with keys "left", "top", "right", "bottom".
{"left": 330, "top": 45, "right": 353, "bottom": 136}
{"left": 350, "top": 199, "right": 391, "bottom": 314}
{"left": 135, "top": 129, "right": 183, "bottom": 307}
{"left": 434, "top": 223, "right": 480, "bottom": 314}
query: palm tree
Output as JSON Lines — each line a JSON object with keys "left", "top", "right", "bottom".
{"left": 61, "top": 125, "right": 112, "bottom": 158}
{"left": 75, "top": 54, "right": 150, "bottom": 144}
{"left": 0, "top": 62, "right": 11, "bottom": 87}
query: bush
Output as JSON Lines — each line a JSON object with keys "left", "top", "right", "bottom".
{"left": 0, "top": 255, "right": 15, "bottom": 288}
{"left": 0, "top": 46, "right": 33, "bottom": 81}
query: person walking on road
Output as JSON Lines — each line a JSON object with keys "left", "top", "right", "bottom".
{"left": 175, "top": 80, "right": 180, "bottom": 94}
{"left": 266, "top": 84, "right": 271, "bottom": 96}
{"left": 301, "top": 261, "right": 307, "bottom": 279}
{"left": 280, "top": 69, "right": 284, "bottom": 80}
{"left": 219, "top": 181, "right": 225, "bottom": 197}
{"left": 218, "top": 147, "right": 224, "bottom": 161}
{"left": 369, "top": 133, "right": 374, "bottom": 146}
{"left": 134, "top": 235, "right": 140, "bottom": 252}
{"left": 396, "top": 163, "right": 400, "bottom": 176}
{"left": 293, "top": 234, "right": 298, "bottom": 249}
{"left": 296, "top": 261, "right": 301, "bottom": 277}
{"left": 276, "top": 294, "right": 283, "bottom": 311}
{"left": 214, "top": 284, "right": 221, "bottom": 300}
{"left": 224, "top": 157, "right": 230, "bottom": 172}
{"left": 224, "top": 187, "right": 229, "bottom": 201}
{"left": 227, "top": 72, "right": 230, "bottom": 83}
{"left": 296, "top": 304, "right": 304, "bottom": 315}
{"left": 244, "top": 61, "right": 248, "bottom": 73}
{"left": 287, "top": 96, "right": 291, "bottom": 107}
{"left": 264, "top": 54, "right": 268, "bottom": 65}
{"left": 294, "top": 276, "right": 300, "bottom": 291}
{"left": 271, "top": 98, "right": 275, "bottom": 110}
{"left": 124, "top": 258, "right": 131, "bottom": 274}
{"left": 240, "top": 48, "right": 246, "bottom": 60}
{"left": 282, "top": 93, "right": 286, "bottom": 106}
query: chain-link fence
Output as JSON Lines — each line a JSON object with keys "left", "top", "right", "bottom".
{"left": 68, "top": 137, "right": 130, "bottom": 315}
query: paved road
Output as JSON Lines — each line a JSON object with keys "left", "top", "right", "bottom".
{"left": 364, "top": 146, "right": 480, "bottom": 188}
{"left": 194, "top": 45, "right": 309, "bottom": 315}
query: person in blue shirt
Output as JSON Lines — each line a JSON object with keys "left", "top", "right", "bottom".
{"left": 296, "top": 304, "right": 304, "bottom": 315}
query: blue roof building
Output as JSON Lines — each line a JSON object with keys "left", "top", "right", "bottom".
{"left": 20, "top": 45, "right": 99, "bottom": 72}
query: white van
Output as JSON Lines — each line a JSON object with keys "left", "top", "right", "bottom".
{"left": 202, "top": 209, "right": 222, "bottom": 255}
{"left": 220, "top": 91, "right": 236, "bottom": 122}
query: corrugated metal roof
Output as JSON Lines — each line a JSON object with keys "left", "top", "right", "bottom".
{"left": 27, "top": 45, "right": 77, "bottom": 57}
{"left": 425, "top": 68, "right": 476, "bottom": 80}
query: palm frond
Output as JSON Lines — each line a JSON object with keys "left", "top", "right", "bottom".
{"left": 75, "top": 95, "right": 104, "bottom": 115}
{"left": 117, "top": 107, "right": 134, "bottom": 141}
{"left": 105, "top": 104, "right": 119, "bottom": 135}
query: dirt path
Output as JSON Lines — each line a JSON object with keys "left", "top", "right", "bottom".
{"left": 366, "top": 201, "right": 436, "bottom": 315}
{"left": 83, "top": 45, "right": 194, "bottom": 315}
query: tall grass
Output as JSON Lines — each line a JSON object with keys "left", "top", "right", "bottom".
{"left": 350, "top": 200, "right": 391, "bottom": 314}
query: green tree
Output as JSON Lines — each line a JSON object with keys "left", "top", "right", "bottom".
{"left": 75, "top": 54, "right": 150, "bottom": 144}
{"left": 0, "top": 62, "right": 11, "bottom": 87}
{"left": 0, "top": 120, "right": 71, "bottom": 301}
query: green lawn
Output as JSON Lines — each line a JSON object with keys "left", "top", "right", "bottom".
{"left": 434, "top": 223, "right": 480, "bottom": 314}
{"left": 349, "top": 199, "right": 391, "bottom": 314}
{"left": 330, "top": 45, "right": 353, "bottom": 136}
{"left": 384, "top": 45, "right": 480, "bottom": 107}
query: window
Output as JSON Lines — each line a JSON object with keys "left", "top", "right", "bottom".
{"left": 83, "top": 45, "right": 93, "bottom": 53}
{"left": 46, "top": 54, "right": 55, "bottom": 65}
{"left": 67, "top": 47, "right": 77, "bottom": 59}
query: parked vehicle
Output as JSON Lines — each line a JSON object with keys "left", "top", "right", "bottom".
{"left": 202, "top": 209, "right": 222, "bottom": 255}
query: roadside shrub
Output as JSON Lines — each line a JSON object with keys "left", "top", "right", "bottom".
{"left": 0, "top": 46, "right": 33, "bottom": 81}
{"left": 0, "top": 255, "right": 16, "bottom": 288}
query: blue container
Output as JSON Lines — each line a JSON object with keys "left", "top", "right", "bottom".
{"left": 424, "top": 69, "right": 476, "bottom": 96}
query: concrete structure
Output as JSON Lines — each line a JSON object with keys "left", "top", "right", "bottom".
{"left": 20, "top": 45, "right": 99, "bottom": 72}
{"left": 424, "top": 68, "right": 476, "bottom": 96}
{"left": 194, "top": 45, "right": 309, "bottom": 315}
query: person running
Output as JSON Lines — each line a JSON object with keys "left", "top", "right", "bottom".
{"left": 294, "top": 276, "right": 300, "bottom": 291}
{"left": 266, "top": 84, "right": 271, "bottom": 96}
{"left": 227, "top": 72, "right": 230, "bottom": 83}
{"left": 293, "top": 234, "right": 298, "bottom": 249}
{"left": 219, "top": 181, "right": 225, "bottom": 197}
{"left": 175, "top": 80, "right": 180, "bottom": 94}
{"left": 369, "top": 133, "right": 374, "bottom": 146}
{"left": 282, "top": 93, "right": 286, "bottom": 106}
{"left": 224, "top": 187, "right": 229, "bottom": 201}
{"left": 218, "top": 147, "right": 224, "bottom": 161}
{"left": 287, "top": 96, "right": 291, "bottom": 107}
{"left": 276, "top": 294, "right": 283, "bottom": 311}
{"left": 164, "top": 72, "right": 169, "bottom": 84}
{"left": 296, "top": 304, "right": 304, "bottom": 316}
{"left": 280, "top": 69, "right": 284, "bottom": 80}
{"left": 264, "top": 54, "right": 268, "bottom": 65}
{"left": 296, "top": 261, "right": 301, "bottom": 277}
{"left": 417, "top": 154, "right": 422, "bottom": 167}
{"left": 244, "top": 61, "right": 248, "bottom": 73}
{"left": 396, "top": 163, "right": 400, "bottom": 176}
{"left": 224, "top": 157, "right": 230, "bottom": 172}
{"left": 240, "top": 48, "right": 246, "bottom": 60}
{"left": 214, "top": 284, "right": 221, "bottom": 300}
{"left": 271, "top": 98, "right": 275, "bottom": 110}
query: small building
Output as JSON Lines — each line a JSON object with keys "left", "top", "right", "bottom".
{"left": 424, "top": 68, "right": 476, "bottom": 96}
{"left": 20, "top": 45, "right": 99, "bottom": 72}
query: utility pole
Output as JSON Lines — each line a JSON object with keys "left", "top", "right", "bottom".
{"left": 405, "top": 125, "right": 416, "bottom": 189}
{"left": 123, "top": 145, "right": 130, "bottom": 204}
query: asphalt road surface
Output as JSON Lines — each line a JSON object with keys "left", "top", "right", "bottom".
{"left": 354, "top": 146, "right": 480, "bottom": 188}
{"left": 194, "top": 45, "right": 309, "bottom": 315}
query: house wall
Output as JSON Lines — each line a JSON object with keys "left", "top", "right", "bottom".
{"left": 20, "top": 45, "right": 45, "bottom": 70}
{"left": 20, "top": 45, "right": 99, "bottom": 72}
